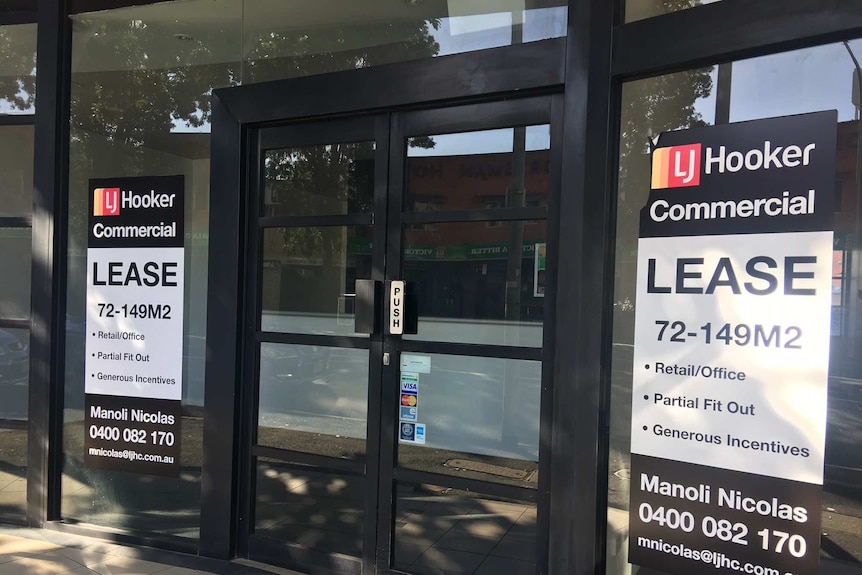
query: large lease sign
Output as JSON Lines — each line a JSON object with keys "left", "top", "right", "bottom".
{"left": 629, "top": 111, "right": 837, "bottom": 575}
{"left": 84, "top": 175, "right": 185, "bottom": 476}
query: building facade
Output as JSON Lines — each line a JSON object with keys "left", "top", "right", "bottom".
{"left": 1, "top": 1, "right": 862, "bottom": 574}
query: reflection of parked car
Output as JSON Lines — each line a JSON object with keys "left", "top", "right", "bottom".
{"left": 0, "top": 330, "right": 28, "bottom": 382}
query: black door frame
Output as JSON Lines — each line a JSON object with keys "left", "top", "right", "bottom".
{"left": 234, "top": 93, "right": 556, "bottom": 575}
{"left": 202, "top": 39, "right": 566, "bottom": 570}
{"left": 239, "top": 113, "right": 388, "bottom": 575}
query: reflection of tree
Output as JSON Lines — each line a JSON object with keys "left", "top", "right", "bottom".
{"left": 615, "top": 61, "right": 713, "bottom": 338}
{"left": 0, "top": 24, "right": 36, "bottom": 111}
{"left": 626, "top": 0, "right": 707, "bottom": 22}
{"left": 61, "top": 15, "right": 441, "bottom": 238}
{"left": 243, "top": 21, "right": 441, "bottom": 83}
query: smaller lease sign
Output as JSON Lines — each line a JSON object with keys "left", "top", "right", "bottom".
{"left": 84, "top": 175, "right": 185, "bottom": 476}
{"left": 629, "top": 111, "right": 837, "bottom": 575}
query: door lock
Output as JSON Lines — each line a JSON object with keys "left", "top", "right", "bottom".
{"left": 383, "top": 352, "right": 390, "bottom": 366}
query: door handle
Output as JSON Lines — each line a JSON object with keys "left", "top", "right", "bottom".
{"left": 354, "top": 279, "right": 380, "bottom": 335}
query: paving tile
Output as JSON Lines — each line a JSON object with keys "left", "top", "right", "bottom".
{"left": 0, "top": 554, "right": 85, "bottom": 574}
{"left": 392, "top": 540, "right": 432, "bottom": 567}
{"left": 409, "top": 547, "right": 487, "bottom": 575}
{"left": 83, "top": 556, "right": 172, "bottom": 574}
{"left": 394, "top": 520, "right": 448, "bottom": 544}
{"left": 490, "top": 529, "right": 535, "bottom": 561}
{"left": 231, "top": 558, "right": 306, "bottom": 575}
{"left": 432, "top": 527, "right": 501, "bottom": 554}
{"left": 300, "top": 528, "right": 364, "bottom": 557}
{"left": 0, "top": 478, "right": 27, "bottom": 493}
{"left": 474, "top": 555, "right": 535, "bottom": 575}
{"left": 0, "top": 536, "right": 63, "bottom": 556}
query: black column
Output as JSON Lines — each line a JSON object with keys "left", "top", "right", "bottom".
{"left": 548, "top": 0, "right": 617, "bottom": 573}
{"left": 28, "top": 0, "right": 71, "bottom": 526}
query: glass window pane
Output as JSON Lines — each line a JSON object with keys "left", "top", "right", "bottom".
{"left": 0, "top": 329, "right": 28, "bottom": 420}
{"left": 403, "top": 221, "right": 545, "bottom": 347}
{"left": 0, "top": 229, "right": 31, "bottom": 320}
{"left": 610, "top": 39, "right": 862, "bottom": 574}
{"left": 61, "top": 413, "right": 203, "bottom": 537}
{"left": 63, "top": 0, "right": 240, "bottom": 538}
{"left": 397, "top": 353, "right": 539, "bottom": 486}
{"left": 0, "top": 429, "right": 27, "bottom": 520}
{"left": 258, "top": 344, "right": 368, "bottom": 458}
{"left": 625, "top": 0, "right": 722, "bottom": 23}
{"left": 406, "top": 125, "right": 550, "bottom": 212}
{"left": 264, "top": 142, "right": 375, "bottom": 217}
{"left": 394, "top": 483, "right": 537, "bottom": 575}
{"left": 0, "top": 23, "right": 36, "bottom": 114}
{"left": 241, "top": 3, "right": 566, "bottom": 84}
{"left": 261, "top": 226, "right": 373, "bottom": 337}
{"left": 255, "top": 460, "right": 364, "bottom": 558}
{"left": 0, "top": 125, "right": 34, "bottom": 217}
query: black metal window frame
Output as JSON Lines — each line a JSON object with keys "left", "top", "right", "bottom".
{"left": 0, "top": 110, "right": 35, "bottom": 526}
{"left": 6, "top": 0, "right": 862, "bottom": 573}
{"left": 0, "top": 2, "right": 38, "bottom": 529}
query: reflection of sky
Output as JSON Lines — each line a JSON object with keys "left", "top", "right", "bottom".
{"left": 409, "top": 125, "right": 551, "bottom": 157}
{"left": 693, "top": 39, "right": 862, "bottom": 125}
{"left": 434, "top": 7, "right": 567, "bottom": 56}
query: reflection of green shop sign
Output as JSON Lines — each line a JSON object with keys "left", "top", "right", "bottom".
{"left": 348, "top": 237, "right": 541, "bottom": 261}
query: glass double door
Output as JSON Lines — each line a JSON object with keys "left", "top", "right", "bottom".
{"left": 242, "top": 96, "right": 555, "bottom": 575}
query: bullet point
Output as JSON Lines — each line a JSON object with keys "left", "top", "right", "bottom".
{"left": 642, "top": 426, "right": 648, "bottom": 431}
{"left": 644, "top": 395, "right": 649, "bottom": 400}
{"left": 644, "top": 364, "right": 650, "bottom": 370}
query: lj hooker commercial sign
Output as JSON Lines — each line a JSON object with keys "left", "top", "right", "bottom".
{"left": 629, "top": 111, "right": 837, "bottom": 575}
{"left": 84, "top": 175, "right": 185, "bottom": 477}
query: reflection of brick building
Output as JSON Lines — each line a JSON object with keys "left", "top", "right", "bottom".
{"left": 400, "top": 150, "right": 550, "bottom": 321}
{"left": 264, "top": 149, "right": 551, "bottom": 322}
{"left": 833, "top": 121, "right": 862, "bottom": 353}
{"left": 401, "top": 150, "right": 549, "bottom": 258}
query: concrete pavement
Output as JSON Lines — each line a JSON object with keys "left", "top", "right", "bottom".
{"left": 0, "top": 526, "right": 302, "bottom": 575}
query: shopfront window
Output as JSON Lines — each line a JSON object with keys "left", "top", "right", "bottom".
{"left": 610, "top": 39, "right": 862, "bottom": 574}
{"left": 63, "top": 0, "right": 566, "bottom": 543}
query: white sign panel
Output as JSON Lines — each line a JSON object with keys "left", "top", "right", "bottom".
{"left": 84, "top": 175, "right": 185, "bottom": 477}
{"left": 628, "top": 112, "right": 837, "bottom": 575}
{"left": 389, "top": 280, "right": 405, "bottom": 335}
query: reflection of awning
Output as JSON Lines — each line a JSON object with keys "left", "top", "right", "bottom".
{"left": 348, "top": 236, "right": 542, "bottom": 261}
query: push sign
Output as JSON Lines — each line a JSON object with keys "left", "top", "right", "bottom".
{"left": 389, "top": 281, "right": 405, "bottom": 335}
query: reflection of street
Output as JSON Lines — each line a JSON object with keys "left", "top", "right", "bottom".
{"left": 259, "top": 348, "right": 369, "bottom": 440}
{"left": 258, "top": 346, "right": 540, "bottom": 462}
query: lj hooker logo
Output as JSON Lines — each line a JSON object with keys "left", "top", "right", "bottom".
{"left": 651, "top": 144, "right": 702, "bottom": 189}
{"left": 93, "top": 187, "right": 121, "bottom": 216}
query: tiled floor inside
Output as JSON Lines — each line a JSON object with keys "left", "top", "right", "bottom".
{"left": 255, "top": 462, "right": 538, "bottom": 575}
